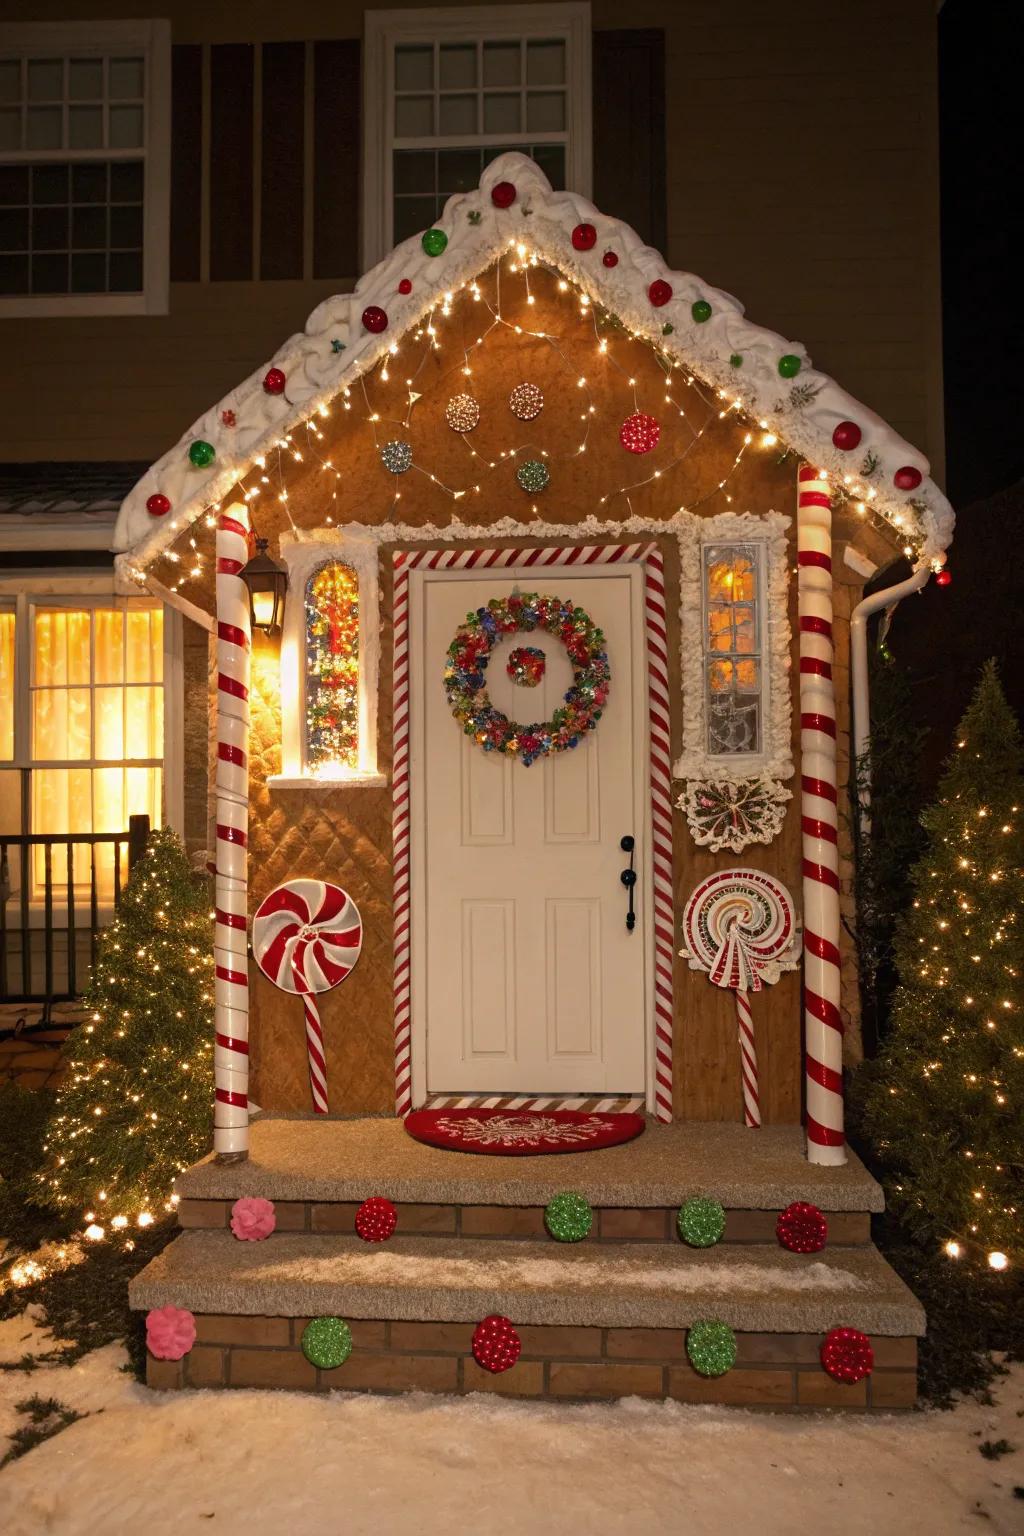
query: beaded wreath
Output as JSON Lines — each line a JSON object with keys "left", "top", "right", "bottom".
{"left": 444, "top": 592, "right": 610, "bottom": 766}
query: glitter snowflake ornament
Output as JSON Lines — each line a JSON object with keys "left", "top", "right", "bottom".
{"left": 446, "top": 393, "right": 480, "bottom": 432}
{"left": 686, "top": 1319, "right": 737, "bottom": 1377}
{"left": 776, "top": 1201, "right": 828, "bottom": 1254}
{"left": 516, "top": 459, "right": 549, "bottom": 493}
{"left": 545, "top": 1191, "right": 593, "bottom": 1243}
{"left": 619, "top": 412, "right": 661, "bottom": 454}
{"left": 380, "top": 440, "right": 412, "bottom": 474}
{"left": 472, "top": 1315, "right": 522, "bottom": 1373}
{"left": 301, "top": 1317, "right": 353, "bottom": 1370}
{"left": 820, "top": 1327, "right": 874, "bottom": 1384}
{"left": 509, "top": 381, "right": 544, "bottom": 421}
{"left": 355, "top": 1196, "right": 398, "bottom": 1243}
{"left": 677, "top": 1197, "right": 726, "bottom": 1248}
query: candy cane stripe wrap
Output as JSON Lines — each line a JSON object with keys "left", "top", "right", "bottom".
{"left": 214, "top": 503, "right": 251, "bottom": 1158}
{"left": 798, "top": 466, "right": 846, "bottom": 1164}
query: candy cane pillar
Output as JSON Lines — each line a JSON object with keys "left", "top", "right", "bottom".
{"left": 214, "top": 503, "right": 252, "bottom": 1161}
{"left": 797, "top": 466, "right": 846, "bottom": 1165}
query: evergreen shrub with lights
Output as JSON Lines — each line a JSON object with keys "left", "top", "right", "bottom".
{"left": 853, "top": 661, "right": 1023, "bottom": 1392}
{"left": 40, "top": 828, "right": 215, "bottom": 1232}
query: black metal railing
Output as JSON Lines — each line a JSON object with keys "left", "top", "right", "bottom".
{"left": 0, "top": 813, "right": 150, "bottom": 1004}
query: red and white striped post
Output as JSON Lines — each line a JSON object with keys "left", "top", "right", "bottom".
{"left": 797, "top": 466, "right": 846, "bottom": 1165}
{"left": 214, "top": 502, "right": 252, "bottom": 1161}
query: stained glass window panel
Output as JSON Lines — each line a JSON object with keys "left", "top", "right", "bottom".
{"left": 306, "top": 562, "right": 360, "bottom": 772}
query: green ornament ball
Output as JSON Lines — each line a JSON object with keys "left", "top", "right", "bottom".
{"left": 691, "top": 299, "right": 712, "bottom": 324}
{"left": 188, "top": 439, "right": 215, "bottom": 469}
{"left": 686, "top": 1318, "right": 736, "bottom": 1377}
{"left": 778, "top": 353, "right": 802, "bottom": 379}
{"left": 516, "top": 458, "right": 549, "bottom": 494}
{"left": 729, "top": 353, "right": 744, "bottom": 368}
{"left": 677, "top": 1197, "right": 726, "bottom": 1248}
{"left": 301, "top": 1316, "right": 352, "bottom": 1370}
{"left": 422, "top": 227, "right": 448, "bottom": 257}
{"left": 545, "top": 1191, "right": 593, "bottom": 1243}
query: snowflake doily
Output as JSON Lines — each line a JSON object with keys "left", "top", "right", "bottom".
{"left": 434, "top": 1114, "right": 608, "bottom": 1147}
{"left": 678, "top": 775, "right": 792, "bottom": 853}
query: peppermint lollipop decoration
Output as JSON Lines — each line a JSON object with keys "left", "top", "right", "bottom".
{"left": 681, "top": 869, "right": 800, "bottom": 1128}
{"left": 252, "top": 880, "right": 362, "bottom": 1114}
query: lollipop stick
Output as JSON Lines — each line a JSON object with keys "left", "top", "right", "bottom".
{"left": 735, "top": 986, "right": 761, "bottom": 1129}
{"left": 302, "top": 994, "right": 330, "bottom": 1115}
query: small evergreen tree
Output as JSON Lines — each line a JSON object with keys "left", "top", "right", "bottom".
{"left": 856, "top": 661, "right": 1023, "bottom": 1280}
{"left": 41, "top": 827, "right": 215, "bottom": 1227}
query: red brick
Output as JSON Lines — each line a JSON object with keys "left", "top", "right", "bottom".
{"left": 389, "top": 1320, "right": 471, "bottom": 1354}
{"left": 459, "top": 1206, "right": 547, "bottom": 1238}
{"left": 147, "top": 1354, "right": 184, "bottom": 1390}
{"left": 229, "top": 1348, "right": 317, "bottom": 1390}
{"left": 869, "top": 1371, "right": 918, "bottom": 1409}
{"left": 599, "top": 1209, "right": 669, "bottom": 1241}
{"left": 796, "top": 1370, "right": 868, "bottom": 1408}
{"left": 735, "top": 1333, "right": 822, "bottom": 1365}
{"left": 724, "top": 1211, "right": 778, "bottom": 1242}
{"left": 270, "top": 1201, "right": 308, "bottom": 1231}
{"left": 310, "top": 1202, "right": 361, "bottom": 1233}
{"left": 464, "top": 1360, "right": 545, "bottom": 1396}
{"left": 668, "top": 1367, "right": 794, "bottom": 1405}
{"left": 338, "top": 1353, "right": 459, "bottom": 1392}
{"left": 605, "top": 1328, "right": 685, "bottom": 1361}
{"left": 186, "top": 1346, "right": 226, "bottom": 1387}
{"left": 870, "top": 1337, "right": 918, "bottom": 1369}
{"left": 516, "top": 1326, "right": 603, "bottom": 1359}
{"left": 396, "top": 1204, "right": 457, "bottom": 1235}
{"left": 825, "top": 1212, "right": 871, "bottom": 1244}
{"left": 548, "top": 1361, "right": 664, "bottom": 1399}
{"left": 177, "top": 1199, "right": 229, "bottom": 1229}
{"left": 194, "top": 1314, "right": 291, "bottom": 1347}
{"left": 349, "top": 1320, "right": 390, "bottom": 1351}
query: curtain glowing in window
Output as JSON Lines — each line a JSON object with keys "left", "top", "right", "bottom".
{"left": 703, "top": 544, "right": 762, "bottom": 755}
{"left": 305, "top": 563, "right": 359, "bottom": 773}
{"left": 0, "top": 610, "right": 14, "bottom": 760}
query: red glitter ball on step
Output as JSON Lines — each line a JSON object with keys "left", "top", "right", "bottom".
{"left": 648, "top": 279, "right": 673, "bottom": 307}
{"left": 362, "top": 305, "right": 388, "bottom": 334}
{"left": 491, "top": 180, "right": 516, "bottom": 209}
{"left": 894, "top": 465, "right": 923, "bottom": 490}
{"left": 146, "top": 493, "right": 170, "bottom": 517}
{"left": 820, "top": 1327, "right": 874, "bottom": 1384}
{"left": 398, "top": 278, "right": 412, "bottom": 294}
{"left": 776, "top": 1201, "right": 828, "bottom": 1254}
{"left": 263, "top": 367, "right": 286, "bottom": 395}
{"left": 832, "top": 420, "right": 862, "bottom": 451}
{"left": 619, "top": 411, "right": 661, "bottom": 455}
{"left": 572, "top": 222, "right": 596, "bottom": 251}
{"left": 472, "top": 1315, "right": 522, "bottom": 1374}
{"left": 936, "top": 568, "right": 952, "bottom": 587}
{"left": 602, "top": 250, "right": 619, "bottom": 267}
{"left": 354, "top": 1197, "right": 398, "bottom": 1243}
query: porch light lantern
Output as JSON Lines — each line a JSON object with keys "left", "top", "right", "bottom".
{"left": 240, "top": 538, "right": 288, "bottom": 633}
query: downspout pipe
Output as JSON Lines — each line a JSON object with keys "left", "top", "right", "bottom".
{"left": 850, "top": 563, "right": 932, "bottom": 838}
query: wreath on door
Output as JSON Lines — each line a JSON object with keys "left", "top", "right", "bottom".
{"left": 443, "top": 592, "right": 611, "bottom": 766}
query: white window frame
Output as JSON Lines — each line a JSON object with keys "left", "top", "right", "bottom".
{"left": 0, "top": 18, "right": 171, "bottom": 319}
{"left": 362, "top": 3, "right": 592, "bottom": 272}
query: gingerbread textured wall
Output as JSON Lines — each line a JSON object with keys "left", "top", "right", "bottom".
{"left": 163, "top": 263, "right": 887, "bottom": 1120}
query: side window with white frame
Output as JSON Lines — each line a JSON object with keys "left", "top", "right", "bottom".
{"left": 0, "top": 19, "right": 170, "bottom": 317}
{"left": 702, "top": 541, "right": 764, "bottom": 758}
{"left": 363, "top": 4, "right": 592, "bottom": 268}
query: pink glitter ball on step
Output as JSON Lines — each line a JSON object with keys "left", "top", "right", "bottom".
{"left": 146, "top": 1305, "right": 196, "bottom": 1361}
{"left": 230, "top": 1196, "right": 277, "bottom": 1241}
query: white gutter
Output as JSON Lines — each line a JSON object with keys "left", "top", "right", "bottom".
{"left": 850, "top": 563, "right": 932, "bottom": 837}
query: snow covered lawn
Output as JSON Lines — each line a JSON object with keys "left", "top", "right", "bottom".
{"left": 0, "top": 1311, "right": 1020, "bottom": 1535}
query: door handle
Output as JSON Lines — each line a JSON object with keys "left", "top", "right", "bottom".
{"left": 620, "top": 835, "right": 636, "bottom": 932}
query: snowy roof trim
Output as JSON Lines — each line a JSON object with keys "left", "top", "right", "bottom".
{"left": 114, "top": 153, "right": 954, "bottom": 564}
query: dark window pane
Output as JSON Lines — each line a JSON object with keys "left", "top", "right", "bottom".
{"left": 72, "top": 162, "right": 108, "bottom": 203}
{"left": 0, "top": 253, "right": 29, "bottom": 293}
{"left": 108, "top": 250, "right": 142, "bottom": 291}
{"left": 109, "top": 204, "right": 143, "bottom": 248}
{"left": 393, "top": 150, "right": 434, "bottom": 196}
{"left": 530, "top": 144, "right": 565, "bottom": 188}
{"left": 31, "top": 163, "right": 69, "bottom": 203}
{"left": 110, "top": 160, "right": 144, "bottom": 202}
{"left": 0, "top": 165, "right": 29, "bottom": 205}
{"left": 71, "top": 251, "right": 107, "bottom": 292}
{"left": 32, "top": 206, "right": 69, "bottom": 249}
{"left": 393, "top": 196, "right": 435, "bottom": 244}
{"left": 0, "top": 207, "right": 28, "bottom": 251}
{"left": 32, "top": 253, "right": 69, "bottom": 292}
{"left": 71, "top": 205, "right": 107, "bottom": 249}
{"left": 437, "top": 148, "right": 482, "bottom": 194}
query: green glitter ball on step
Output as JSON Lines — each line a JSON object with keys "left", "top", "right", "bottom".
{"left": 517, "top": 459, "right": 550, "bottom": 493}
{"left": 691, "top": 299, "right": 712, "bottom": 323}
{"left": 778, "top": 353, "right": 802, "bottom": 379}
{"left": 545, "top": 1191, "right": 593, "bottom": 1243}
{"left": 677, "top": 1197, "right": 726, "bottom": 1248}
{"left": 686, "top": 1319, "right": 736, "bottom": 1377}
{"left": 301, "top": 1316, "right": 352, "bottom": 1370}
{"left": 422, "top": 227, "right": 448, "bottom": 257}
{"left": 188, "top": 439, "right": 215, "bottom": 469}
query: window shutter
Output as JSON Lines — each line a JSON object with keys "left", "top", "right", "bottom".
{"left": 313, "top": 39, "right": 361, "bottom": 279}
{"left": 210, "top": 44, "right": 255, "bottom": 281}
{"left": 260, "top": 43, "right": 306, "bottom": 281}
{"left": 592, "top": 29, "right": 666, "bottom": 253}
{"left": 170, "top": 44, "right": 202, "bottom": 282}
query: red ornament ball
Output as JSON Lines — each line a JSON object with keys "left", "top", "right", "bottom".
{"left": 832, "top": 420, "right": 862, "bottom": 452}
{"left": 146, "top": 492, "right": 171, "bottom": 518}
{"left": 354, "top": 1196, "right": 398, "bottom": 1243}
{"left": 572, "top": 222, "right": 597, "bottom": 251}
{"left": 776, "top": 1201, "right": 828, "bottom": 1254}
{"left": 398, "top": 278, "right": 412, "bottom": 295}
{"left": 362, "top": 305, "right": 388, "bottom": 334}
{"left": 472, "top": 1314, "right": 521, "bottom": 1374}
{"left": 619, "top": 411, "right": 661, "bottom": 455}
{"left": 936, "top": 568, "right": 952, "bottom": 587}
{"left": 820, "top": 1326, "right": 874, "bottom": 1384}
{"left": 894, "top": 465, "right": 923, "bottom": 491}
{"left": 491, "top": 180, "right": 516, "bottom": 209}
{"left": 648, "top": 279, "right": 673, "bottom": 308}
{"left": 263, "top": 366, "right": 286, "bottom": 395}
{"left": 602, "top": 249, "right": 619, "bottom": 268}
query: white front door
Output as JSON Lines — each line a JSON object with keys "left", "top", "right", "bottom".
{"left": 410, "top": 565, "right": 649, "bottom": 1096}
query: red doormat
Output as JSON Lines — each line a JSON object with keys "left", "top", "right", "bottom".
{"left": 403, "top": 1107, "right": 646, "bottom": 1156}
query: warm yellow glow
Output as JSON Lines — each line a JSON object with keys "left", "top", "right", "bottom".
{"left": 988, "top": 1251, "right": 1009, "bottom": 1271}
{"left": 83, "top": 1223, "right": 105, "bottom": 1242}
{"left": 944, "top": 1240, "right": 961, "bottom": 1258}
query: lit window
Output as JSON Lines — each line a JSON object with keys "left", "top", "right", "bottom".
{"left": 0, "top": 20, "right": 170, "bottom": 315}
{"left": 363, "top": 5, "right": 592, "bottom": 267}
{"left": 0, "top": 607, "right": 13, "bottom": 760}
{"left": 306, "top": 562, "right": 360, "bottom": 773}
{"left": 703, "top": 543, "right": 763, "bottom": 756}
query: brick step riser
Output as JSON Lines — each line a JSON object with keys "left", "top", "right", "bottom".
{"left": 148, "top": 1314, "right": 915, "bottom": 1410}
{"left": 178, "top": 1199, "right": 871, "bottom": 1246}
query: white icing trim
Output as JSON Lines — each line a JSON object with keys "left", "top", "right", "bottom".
{"left": 672, "top": 510, "right": 793, "bottom": 785}
{"left": 112, "top": 152, "right": 954, "bottom": 566}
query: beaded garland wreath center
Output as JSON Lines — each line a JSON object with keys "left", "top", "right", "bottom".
{"left": 444, "top": 592, "right": 610, "bottom": 766}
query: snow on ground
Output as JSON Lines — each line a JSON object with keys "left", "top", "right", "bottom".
{"left": 0, "top": 1312, "right": 1021, "bottom": 1536}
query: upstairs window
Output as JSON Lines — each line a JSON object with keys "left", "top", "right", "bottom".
{"left": 0, "top": 20, "right": 170, "bottom": 316}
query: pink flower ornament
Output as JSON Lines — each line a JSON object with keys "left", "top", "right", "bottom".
{"left": 146, "top": 1305, "right": 196, "bottom": 1361}
{"left": 230, "top": 1196, "right": 277, "bottom": 1241}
